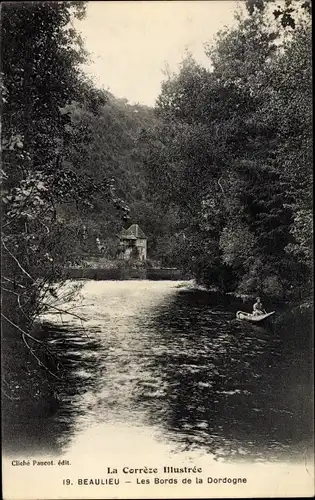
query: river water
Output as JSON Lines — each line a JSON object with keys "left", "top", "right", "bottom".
{"left": 4, "top": 280, "right": 313, "bottom": 464}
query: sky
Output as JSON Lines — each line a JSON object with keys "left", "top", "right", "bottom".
{"left": 74, "top": 1, "right": 242, "bottom": 106}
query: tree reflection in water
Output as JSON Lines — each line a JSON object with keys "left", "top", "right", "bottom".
{"left": 2, "top": 284, "right": 312, "bottom": 463}
{"left": 2, "top": 323, "right": 104, "bottom": 456}
{"left": 134, "top": 289, "right": 313, "bottom": 462}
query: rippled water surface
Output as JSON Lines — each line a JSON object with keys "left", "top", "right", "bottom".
{"left": 5, "top": 281, "right": 313, "bottom": 462}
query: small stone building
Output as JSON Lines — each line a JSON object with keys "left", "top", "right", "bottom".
{"left": 118, "top": 224, "right": 147, "bottom": 261}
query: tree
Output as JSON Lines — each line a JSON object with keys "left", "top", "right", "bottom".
{"left": 1, "top": 2, "right": 130, "bottom": 405}
{"left": 147, "top": 2, "right": 312, "bottom": 298}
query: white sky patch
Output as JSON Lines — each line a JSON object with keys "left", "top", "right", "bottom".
{"left": 74, "top": 1, "right": 242, "bottom": 106}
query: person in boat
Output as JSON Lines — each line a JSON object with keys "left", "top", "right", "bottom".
{"left": 253, "top": 297, "right": 267, "bottom": 316}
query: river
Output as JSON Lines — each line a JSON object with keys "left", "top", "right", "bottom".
{"left": 3, "top": 280, "right": 313, "bottom": 464}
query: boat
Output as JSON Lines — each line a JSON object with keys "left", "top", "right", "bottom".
{"left": 236, "top": 311, "right": 275, "bottom": 323}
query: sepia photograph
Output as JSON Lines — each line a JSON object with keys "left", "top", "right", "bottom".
{"left": 1, "top": 0, "right": 313, "bottom": 498}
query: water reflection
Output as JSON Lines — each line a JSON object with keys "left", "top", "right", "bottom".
{"left": 2, "top": 322, "right": 103, "bottom": 456}
{"left": 3, "top": 281, "right": 312, "bottom": 463}
{"left": 136, "top": 289, "right": 312, "bottom": 462}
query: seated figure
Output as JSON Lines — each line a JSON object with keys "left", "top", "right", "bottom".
{"left": 253, "top": 297, "right": 266, "bottom": 316}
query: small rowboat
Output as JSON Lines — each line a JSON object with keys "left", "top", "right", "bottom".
{"left": 236, "top": 311, "right": 275, "bottom": 323}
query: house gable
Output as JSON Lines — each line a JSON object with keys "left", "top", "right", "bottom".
{"left": 127, "top": 224, "right": 147, "bottom": 239}
{"left": 118, "top": 224, "right": 147, "bottom": 261}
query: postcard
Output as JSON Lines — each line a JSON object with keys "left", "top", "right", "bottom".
{"left": 1, "top": 1, "right": 313, "bottom": 499}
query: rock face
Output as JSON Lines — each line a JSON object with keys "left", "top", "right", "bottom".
{"left": 118, "top": 224, "right": 147, "bottom": 261}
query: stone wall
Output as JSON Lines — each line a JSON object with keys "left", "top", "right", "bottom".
{"left": 65, "top": 267, "right": 187, "bottom": 280}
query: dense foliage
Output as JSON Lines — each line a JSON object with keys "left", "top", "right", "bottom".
{"left": 1, "top": 0, "right": 312, "bottom": 410}
{"left": 0, "top": 1, "right": 129, "bottom": 338}
{"left": 56, "top": 95, "right": 160, "bottom": 260}
{"left": 1, "top": 0, "right": 312, "bottom": 344}
{"left": 141, "top": 0, "right": 312, "bottom": 299}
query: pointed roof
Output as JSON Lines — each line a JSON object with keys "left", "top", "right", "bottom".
{"left": 119, "top": 228, "right": 136, "bottom": 240}
{"left": 119, "top": 224, "right": 147, "bottom": 240}
{"left": 128, "top": 224, "right": 147, "bottom": 239}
